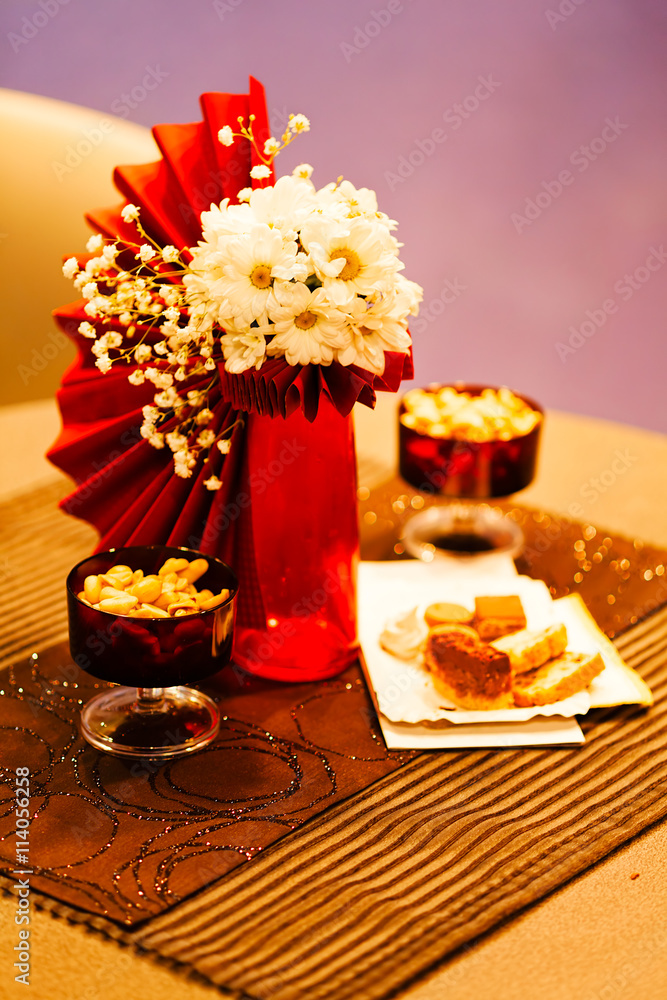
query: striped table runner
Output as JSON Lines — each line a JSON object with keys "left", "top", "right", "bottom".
{"left": 1, "top": 480, "right": 667, "bottom": 1000}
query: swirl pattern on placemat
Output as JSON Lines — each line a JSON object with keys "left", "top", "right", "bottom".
{"left": 0, "top": 649, "right": 412, "bottom": 924}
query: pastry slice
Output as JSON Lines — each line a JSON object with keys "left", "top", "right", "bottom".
{"left": 474, "top": 595, "right": 527, "bottom": 640}
{"left": 512, "top": 651, "right": 605, "bottom": 707}
{"left": 424, "top": 625, "right": 513, "bottom": 710}
{"left": 491, "top": 623, "right": 568, "bottom": 675}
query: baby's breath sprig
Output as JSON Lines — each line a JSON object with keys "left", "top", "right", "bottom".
{"left": 62, "top": 218, "right": 230, "bottom": 487}
{"left": 217, "top": 112, "right": 310, "bottom": 181}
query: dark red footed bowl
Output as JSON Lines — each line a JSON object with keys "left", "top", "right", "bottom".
{"left": 398, "top": 383, "right": 543, "bottom": 499}
{"left": 67, "top": 545, "right": 238, "bottom": 687}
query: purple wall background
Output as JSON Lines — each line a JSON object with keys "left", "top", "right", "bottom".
{"left": 2, "top": 0, "right": 665, "bottom": 431}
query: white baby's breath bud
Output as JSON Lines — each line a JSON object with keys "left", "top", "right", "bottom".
{"left": 250, "top": 164, "right": 271, "bottom": 180}
{"left": 62, "top": 257, "right": 79, "bottom": 279}
{"left": 138, "top": 244, "right": 155, "bottom": 263}
{"left": 161, "top": 245, "right": 180, "bottom": 263}
{"left": 166, "top": 431, "right": 188, "bottom": 453}
{"left": 119, "top": 311, "right": 133, "bottom": 326}
{"left": 195, "top": 408, "right": 214, "bottom": 425}
{"left": 86, "top": 234, "right": 104, "bottom": 253}
{"left": 263, "top": 137, "right": 281, "bottom": 156}
{"left": 82, "top": 281, "right": 98, "bottom": 300}
{"left": 174, "top": 367, "right": 187, "bottom": 381}
{"left": 204, "top": 357, "right": 216, "bottom": 370}
{"left": 121, "top": 203, "right": 140, "bottom": 223}
{"left": 293, "top": 163, "right": 314, "bottom": 179}
{"left": 154, "top": 341, "right": 168, "bottom": 356}
{"left": 95, "top": 354, "right": 112, "bottom": 374}
{"left": 161, "top": 285, "right": 180, "bottom": 306}
{"left": 199, "top": 346, "right": 212, "bottom": 359}
{"left": 101, "top": 244, "right": 118, "bottom": 265}
{"left": 204, "top": 476, "right": 223, "bottom": 491}
{"left": 134, "top": 344, "right": 152, "bottom": 363}
{"left": 218, "top": 126, "right": 234, "bottom": 147}
{"left": 236, "top": 187, "right": 252, "bottom": 203}
{"left": 142, "top": 404, "right": 159, "bottom": 421}
{"left": 288, "top": 114, "right": 310, "bottom": 133}
{"left": 128, "top": 369, "right": 145, "bottom": 385}
{"left": 197, "top": 429, "right": 216, "bottom": 449}
{"left": 106, "top": 333, "right": 123, "bottom": 349}
{"left": 217, "top": 438, "right": 232, "bottom": 455}
{"left": 148, "top": 432, "right": 165, "bottom": 449}
{"left": 78, "top": 321, "right": 96, "bottom": 339}
{"left": 164, "top": 305, "right": 180, "bottom": 322}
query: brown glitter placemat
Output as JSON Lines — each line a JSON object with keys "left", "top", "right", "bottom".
{"left": 0, "top": 646, "right": 413, "bottom": 924}
{"left": 1, "top": 478, "right": 667, "bottom": 1000}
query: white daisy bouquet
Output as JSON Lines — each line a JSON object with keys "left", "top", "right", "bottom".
{"left": 60, "top": 109, "right": 422, "bottom": 489}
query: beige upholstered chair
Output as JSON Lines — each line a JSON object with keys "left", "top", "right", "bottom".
{"left": 0, "top": 89, "right": 156, "bottom": 405}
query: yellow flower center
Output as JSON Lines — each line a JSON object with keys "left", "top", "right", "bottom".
{"left": 294, "top": 310, "right": 318, "bottom": 330}
{"left": 250, "top": 264, "right": 272, "bottom": 289}
{"left": 331, "top": 247, "right": 361, "bottom": 281}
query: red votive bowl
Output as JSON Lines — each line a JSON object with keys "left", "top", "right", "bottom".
{"left": 398, "top": 383, "right": 543, "bottom": 499}
{"left": 67, "top": 545, "right": 238, "bottom": 688}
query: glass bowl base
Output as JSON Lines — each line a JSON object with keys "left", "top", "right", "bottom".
{"left": 80, "top": 686, "right": 220, "bottom": 759}
{"left": 401, "top": 504, "right": 524, "bottom": 562}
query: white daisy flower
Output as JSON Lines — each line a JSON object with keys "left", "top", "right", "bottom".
{"left": 216, "top": 224, "right": 308, "bottom": 324}
{"left": 300, "top": 216, "right": 402, "bottom": 306}
{"left": 220, "top": 330, "right": 267, "bottom": 373}
{"left": 267, "top": 284, "right": 347, "bottom": 367}
{"left": 248, "top": 174, "right": 318, "bottom": 234}
{"left": 335, "top": 292, "right": 412, "bottom": 374}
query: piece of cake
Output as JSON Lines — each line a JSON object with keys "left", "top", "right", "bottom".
{"left": 424, "top": 625, "right": 514, "bottom": 710}
{"left": 491, "top": 623, "right": 568, "bottom": 675}
{"left": 474, "top": 595, "right": 527, "bottom": 640}
{"left": 512, "top": 651, "right": 605, "bottom": 707}
{"left": 423, "top": 602, "right": 474, "bottom": 629}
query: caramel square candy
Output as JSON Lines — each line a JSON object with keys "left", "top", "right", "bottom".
{"left": 474, "top": 595, "right": 526, "bottom": 641}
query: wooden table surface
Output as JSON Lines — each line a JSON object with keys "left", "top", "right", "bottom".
{"left": 2, "top": 395, "right": 667, "bottom": 1000}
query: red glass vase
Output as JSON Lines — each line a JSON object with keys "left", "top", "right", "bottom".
{"left": 232, "top": 396, "right": 360, "bottom": 681}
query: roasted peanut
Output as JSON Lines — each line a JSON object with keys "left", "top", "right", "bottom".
{"left": 127, "top": 575, "right": 163, "bottom": 604}
{"left": 198, "top": 589, "right": 230, "bottom": 611}
{"left": 179, "top": 558, "right": 209, "bottom": 584}
{"left": 77, "top": 557, "right": 230, "bottom": 619}
{"left": 98, "top": 595, "right": 138, "bottom": 614}
{"left": 84, "top": 574, "right": 102, "bottom": 604}
{"left": 158, "top": 557, "right": 190, "bottom": 576}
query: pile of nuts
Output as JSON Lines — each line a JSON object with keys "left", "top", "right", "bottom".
{"left": 77, "top": 557, "right": 231, "bottom": 618}
{"left": 400, "top": 386, "right": 541, "bottom": 442}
